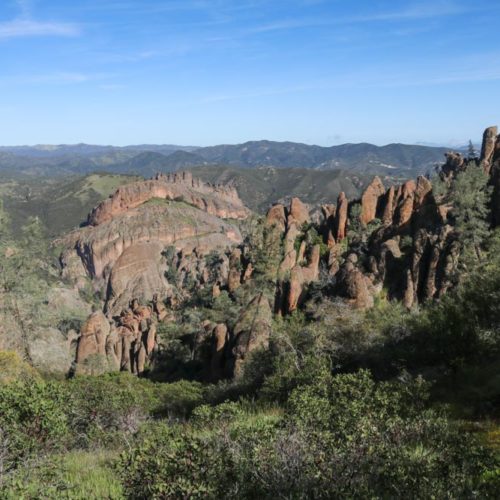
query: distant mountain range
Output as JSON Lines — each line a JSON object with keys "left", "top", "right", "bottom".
{"left": 0, "top": 140, "right": 460, "bottom": 178}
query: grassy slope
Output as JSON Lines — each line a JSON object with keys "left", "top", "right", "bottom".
{"left": 1, "top": 173, "right": 140, "bottom": 237}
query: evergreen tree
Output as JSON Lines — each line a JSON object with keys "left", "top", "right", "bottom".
{"left": 449, "top": 164, "right": 492, "bottom": 268}
{"left": 467, "top": 140, "right": 478, "bottom": 162}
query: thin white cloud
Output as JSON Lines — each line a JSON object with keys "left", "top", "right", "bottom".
{"left": 1, "top": 72, "right": 114, "bottom": 85}
{"left": 245, "top": 1, "right": 475, "bottom": 35}
{"left": 0, "top": 1, "right": 81, "bottom": 39}
{"left": 0, "top": 19, "right": 80, "bottom": 39}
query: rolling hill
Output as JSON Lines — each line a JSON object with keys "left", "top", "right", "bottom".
{"left": 0, "top": 140, "right": 454, "bottom": 178}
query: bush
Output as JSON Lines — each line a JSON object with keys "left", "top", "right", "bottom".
{"left": 0, "top": 381, "right": 69, "bottom": 472}
{"left": 0, "top": 351, "right": 41, "bottom": 385}
{"left": 155, "top": 380, "right": 204, "bottom": 419}
{"left": 66, "top": 373, "right": 160, "bottom": 447}
{"left": 117, "top": 371, "right": 496, "bottom": 499}
{"left": 117, "top": 424, "right": 226, "bottom": 499}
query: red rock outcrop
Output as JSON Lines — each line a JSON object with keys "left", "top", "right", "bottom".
{"left": 88, "top": 171, "right": 249, "bottom": 226}
{"left": 287, "top": 245, "right": 320, "bottom": 313}
{"left": 76, "top": 311, "right": 110, "bottom": 364}
{"left": 266, "top": 204, "right": 287, "bottom": 232}
{"left": 382, "top": 186, "right": 396, "bottom": 225}
{"left": 230, "top": 293, "right": 271, "bottom": 378}
{"left": 480, "top": 126, "right": 498, "bottom": 174}
{"left": 289, "top": 197, "right": 310, "bottom": 226}
{"left": 335, "top": 192, "right": 349, "bottom": 241}
{"left": 76, "top": 298, "right": 160, "bottom": 375}
{"left": 360, "top": 176, "right": 385, "bottom": 226}
{"left": 60, "top": 173, "right": 249, "bottom": 315}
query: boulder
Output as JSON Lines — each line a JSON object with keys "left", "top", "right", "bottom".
{"left": 336, "top": 263, "right": 373, "bottom": 309}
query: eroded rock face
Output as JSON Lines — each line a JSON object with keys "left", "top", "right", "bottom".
{"left": 65, "top": 126, "right": 500, "bottom": 379}
{"left": 360, "top": 176, "right": 385, "bottom": 226}
{"left": 266, "top": 204, "right": 287, "bottom": 232}
{"left": 336, "top": 262, "right": 374, "bottom": 309}
{"left": 88, "top": 171, "right": 249, "bottom": 226}
{"left": 480, "top": 126, "right": 498, "bottom": 174}
{"left": 335, "top": 192, "right": 349, "bottom": 241}
{"left": 76, "top": 299, "right": 160, "bottom": 375}
{"left": 287, "top": 245, "right": 320, "bottom": 313}
{"left": 76, "top": 311, "right": 110, "bottom": 365}
{"left": 266, "top": 198, "right": 320, "bottom": 315}
{"left": 289, "top": 197, "right": 310, "bottom": 227}
{"left": 60, "top": 173, "right": 249, "bottom": 315}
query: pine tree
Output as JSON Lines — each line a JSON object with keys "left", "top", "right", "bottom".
{"left": 467, "top": 140, "right": 478, "bottom": 162}
{"left": 449, "top": 164, "right": 492, "bottom": 268}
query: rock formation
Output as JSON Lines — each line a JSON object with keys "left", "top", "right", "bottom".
{"left": 480, "top": 126, "right": 498, "bottom": 174}
{"left": 60, "top": 173, "right": 249, "bottom": 315}
{"left": 66, "top": 126, "right": 500, "bottom": 379}
{"left": 229, "top": 293, "right": 272, "bottom": 378}
{"left": 76, "top": 298, "right": 159, "bottom": 375}
{"left": 266, "top": 198, "right": 322, "bottom": 315}
{"left": 360, "top": 176, "right": 385, "bottom": 226}
{"left": 88, "top": 171, "right": 249, "bottom": 226}
{"left": 335, "top": 192, "right": 349, "bottom": 240}
{"left": 265, "top": 125, "right": 500, "bottom": 314}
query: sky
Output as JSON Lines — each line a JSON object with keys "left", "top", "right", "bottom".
{"left": 0, "top": 0, "right": 499, "bottom": 147}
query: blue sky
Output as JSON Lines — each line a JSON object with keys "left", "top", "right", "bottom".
{"left": 0, "top": 0, "right": 499, "bottom": 146}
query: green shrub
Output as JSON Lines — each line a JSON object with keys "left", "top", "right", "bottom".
{"left": 66, "top": 373, "right": 159, "bottom": 447}
{"left": 118, "top": 371, "right": 496, "bottom": 499}
{"left": 0, "top": 381, "right": 69, "bottom": 470}
{"left": 191, "top": 400, "right": 244, "bottom": 429}
{"left": 117, "top": 424, "right": 225, "bottom": 499}
{"left": 155, "top": 380, "right": 204, "bottom": 419}
{"left": 0, "top": 351, "right": 41, "bottom": 385}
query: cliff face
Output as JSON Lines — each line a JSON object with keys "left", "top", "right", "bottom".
{"left": 88, "top": 171, "right": 249, "bottom": 226}
{"left": 60, "top": 173, "right": 249, "bottom": 315}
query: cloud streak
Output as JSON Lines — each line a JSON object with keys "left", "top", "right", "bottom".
{"left": 0, "top": 72, "right": 114, "bottom": 86}
{"left": 244, "top": 1, "right": 475, "bottom": 35}
{"left": 0, "top": 1, "right": 81, "bottom": 39}
{"left": 0, "top": 19, "right": 80, "bottom": 39}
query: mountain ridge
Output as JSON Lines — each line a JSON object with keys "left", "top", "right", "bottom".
{"left": 0, "top": 139, "right": 455, "bottom": 178}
